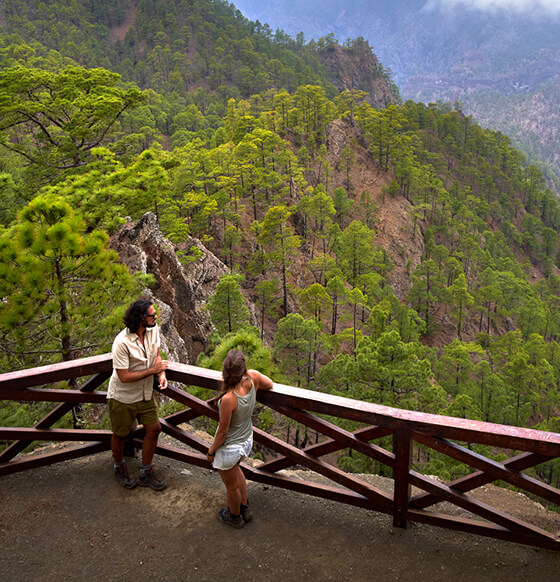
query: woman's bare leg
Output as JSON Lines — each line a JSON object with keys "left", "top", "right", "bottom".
{"left": 236, "top": 464, "right": 248, "bottom": 505}
{"left": 217, "top": 463, "right": 243, "bottom": 515}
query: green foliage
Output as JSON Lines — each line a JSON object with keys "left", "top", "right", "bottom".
{"left": 338, "top": 451, "right": 374, "bottom": 474}
{"left": 332, "top": 220, "right": 376, "bottom": 286}
{"left": 256, "top": 205, "right": 301, "bottom": 316}
{"left": 197, "top": 328, "right": 276, "bottom": 380}
{"left": 0, "top": 65, "right": 147, "bottom": 200}
{"left": 47, "top": 147, "right": 169, "bottom": 233}
{"left": 206, "top": 273, "right": 251, "bottom": 339}
{"left": 0, "top": 172, "right": 19, "bottom": 225}
{"left": 273, "top": 313, "right": 321, "bottom": 388}
{"left": 0, "top": 195, "right": 137, "bottom": 368}
{"left": 254, "top": 279, "right": 281, "bottom": 337}
{"left": 0, "top": 0, "right": 338, "bottom": 101}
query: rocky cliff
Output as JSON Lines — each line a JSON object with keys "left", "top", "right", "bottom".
{"left": 323, "top": 118, "right": 424, "bottom": 299}
{"left": 317, "top": 43, "right": 397, "bottom": 108}
{"left": 110, "top": 212, "right": 229, "bottom": 364}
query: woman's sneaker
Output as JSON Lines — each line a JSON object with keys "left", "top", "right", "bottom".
{"left": 114, "top": 462, "right": 137, "bottom": 489}
{"left": 241, "top": 501, "right": 253, "bottom": 522}
{"left": 138, "top": 466, "right": 167, "bottom": 491}
{"left": 218, "top": 507, "right": 244, "bottom": 528}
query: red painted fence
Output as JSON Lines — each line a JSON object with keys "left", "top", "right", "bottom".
{"left": 1, "top": 354, "right": 559, "bottom": 551}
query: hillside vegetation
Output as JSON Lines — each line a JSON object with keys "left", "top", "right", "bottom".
{"left": 0, "top": 0, "right": 559, "bottom": 486}
{"left": 231, "top": 0, "right": 560, "bottom": 191}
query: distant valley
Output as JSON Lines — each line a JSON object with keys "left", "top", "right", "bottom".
{"left": 232, "top": 0, "right": 560, "bottom": 189}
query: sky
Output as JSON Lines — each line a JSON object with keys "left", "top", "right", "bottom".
{"left": 425, "top": 0, "right": 560, "bottom": 15}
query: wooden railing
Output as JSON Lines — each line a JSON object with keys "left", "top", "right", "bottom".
{"left": 1, "top": 354, "right": 560, "bottom": 551}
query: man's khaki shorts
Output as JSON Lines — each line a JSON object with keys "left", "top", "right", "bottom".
{"left": 107, "top": 397, "right": 159, "bottom": 437}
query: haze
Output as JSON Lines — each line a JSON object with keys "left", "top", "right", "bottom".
{"left": 425, "top": 0, "right": 560, "bottom": 15}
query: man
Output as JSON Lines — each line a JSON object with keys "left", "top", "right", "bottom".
{"left": 107, "top": 298, "right": 169, "bottom": 490}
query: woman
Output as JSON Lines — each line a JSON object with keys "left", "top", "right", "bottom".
{"left": 207, "top": 349, "right": 273, "bottom": 528}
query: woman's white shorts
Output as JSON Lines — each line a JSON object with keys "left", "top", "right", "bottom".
{"left": 212, "top": 435, "right": 253, "bottom": 471}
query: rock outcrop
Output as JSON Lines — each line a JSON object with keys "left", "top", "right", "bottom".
{"left": 323, "top": 118, "right": 424, "bottom": 299}
{"left": 110, "top": 212, "right": 229, "bottom": 364}
{"left": 317, "top": 43, "right": 397, "bottom": 108}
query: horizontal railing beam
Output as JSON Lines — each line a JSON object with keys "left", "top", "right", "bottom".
{"left": 165, "top": 363, "right": 560, "bottom": 454}
{"left": 2, "top": 357, "right": 560, "bottom": 456}
{"left": 0, "top": 389, "right": 108, "bottom": 403}
{"left": 0, "top": 442, "right": 109, "bottom": 477}
{"left": 255, "top": 386, "right": 560, "bottom": 454}
{"left": 409, "top": 508, "right": 560, "bottom": 551}
{"left": 0, "top": 428, "right": 112, "bottom": 442}
{"left": 0, "top": 354, "right": 113, "bottom": 392}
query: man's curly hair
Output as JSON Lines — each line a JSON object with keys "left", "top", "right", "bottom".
{"left": 123, "top": 298, "right": 153, "bottom": 333}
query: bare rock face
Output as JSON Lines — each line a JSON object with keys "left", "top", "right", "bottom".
{"left": 317, "top": 43, "right": 397, "bottom": 109}
{"left": 110, "top": 213, "right": 229, "bottom": 364}
{"left": 324, "top": 118, "right": 424, "bottom": 300}
{"left": 375, "top": 194, "right": 424, "bottom": 300}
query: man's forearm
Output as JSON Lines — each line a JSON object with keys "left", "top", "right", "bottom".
{"left": 116, "top": 366, "right": 157, "bottom": 383}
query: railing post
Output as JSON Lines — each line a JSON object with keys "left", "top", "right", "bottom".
{"left": 393, "top": 427, "right": 412, "bottom": 528}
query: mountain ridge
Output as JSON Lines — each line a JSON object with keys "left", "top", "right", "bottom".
{"left": 0, "top": 0, "right": 397, "bottom": 108}
{"left": 231, "top": 0, "right": 560, "bottom": 189}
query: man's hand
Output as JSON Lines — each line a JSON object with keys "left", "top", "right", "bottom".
{"left": 151, "top": 354, "right": 169, "bottom": 375}
{"left": 115, "top": 355, "right": 169, "bottom": 384}
{"left": 157, "top": 373, "right": 168, "bottom": 390}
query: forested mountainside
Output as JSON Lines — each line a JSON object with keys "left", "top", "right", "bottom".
{"left": 0, "top": 0, "right": 395, "bottom": 106}
{"left": 232, "top": 0, "right": 560, "bottom": 191}
{"left": 1, "top": 0, "right": 559, "bottom": 485}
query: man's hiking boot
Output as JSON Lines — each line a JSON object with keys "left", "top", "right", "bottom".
{"left": 217, "top": 507, "right": 244, "bottom": 528}
{"left": 241, "top": 501, "right": 253, "bottom": 522}
{"left": 114, "top": 462, "right": 137, "bottom": 489}
{"left": 138, "top": 466, "right": 167, "bottom": 491}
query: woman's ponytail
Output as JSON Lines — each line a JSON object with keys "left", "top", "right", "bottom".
{"left": 220, "top": 349, "right": 247, "bottom": 394}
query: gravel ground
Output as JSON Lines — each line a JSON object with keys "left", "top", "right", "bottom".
{"left": 1, "top": 449, "right": 560, "bottom": 582}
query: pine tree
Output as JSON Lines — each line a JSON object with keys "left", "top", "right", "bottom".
{"left": 273, "top": 313, "right": 321, "bottom": 387}
{"left": 256, "top": 205, "right": 301, "bottom": 316}
{"left": 0, "top": 195, "right": 137, "bottom": 369}
{"left": 0, "top": 65, "right": 147, "bottom": 198}
{"left": 206, "top": 274, "right": 251, "bottom": 338}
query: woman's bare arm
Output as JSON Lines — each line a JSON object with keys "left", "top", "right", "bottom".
{"left": 208, "top": 391, "right": 237, "bottom": 456}
{"left": 248, "top": 369, "right": 273, "bottom": 391}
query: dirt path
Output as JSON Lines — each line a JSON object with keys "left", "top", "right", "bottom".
{"left": 1, "top": 451, "right": 560, "bottom": 581}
